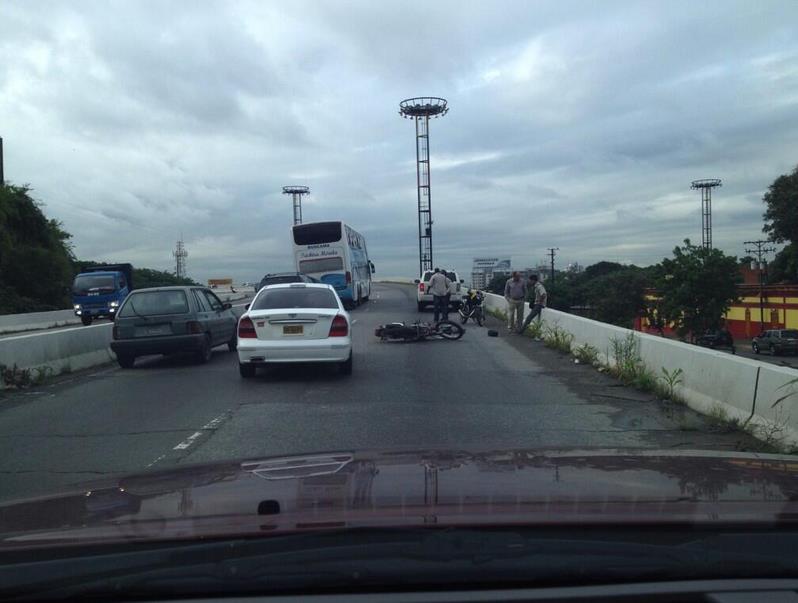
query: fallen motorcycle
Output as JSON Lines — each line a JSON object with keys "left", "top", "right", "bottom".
{"left": 375, "top": 320, "right": 465, "bottom": 342}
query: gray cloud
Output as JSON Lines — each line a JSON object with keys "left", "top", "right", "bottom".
{"left": 1, "top": 0, "right": 797, "bottom": 282}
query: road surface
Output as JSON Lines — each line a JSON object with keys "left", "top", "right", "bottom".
{"left": 0, "top": 283, "right": 765, "bottom": 502}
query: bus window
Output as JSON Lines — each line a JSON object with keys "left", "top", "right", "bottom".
{"left": 293, "top": 222, "right": 342, "bottom": 245}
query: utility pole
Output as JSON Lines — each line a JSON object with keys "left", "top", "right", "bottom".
{"left": 547, "top": 247, "right": 559, "bottom": 285}
{"left": 0, "top": 136, "right": 4, "bottom": 185}
{"left": 744, "top": 240, "right": 776, "bottom": 331}
{"left": 173, "top": 238, "right": 188, "bottom": 280}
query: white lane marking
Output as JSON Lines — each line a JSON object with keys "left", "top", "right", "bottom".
{"left": 173, "top": 431, "right": 203, "bottom": 450}
{"left": 1, "top": 322, "right": 111, "bottom": 341}
{"left": 146, "top": 454, "right": 166, "bottom": 468}
{"left": 171, "top": 411, "right": 229, "bottom": 451}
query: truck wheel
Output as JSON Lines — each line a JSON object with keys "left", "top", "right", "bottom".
{"left": 117, "top": 354, "right": 135, "bottom": 369}
{"left": 81, "top": 315, "right": 92, "bottom": 326}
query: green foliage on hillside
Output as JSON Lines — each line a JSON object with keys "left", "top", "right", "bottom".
{"left": 75, "top": 261, "right": 199, "bottom": 289}
{"left": 0, "top": 184, "right": 75, "bottom": 313}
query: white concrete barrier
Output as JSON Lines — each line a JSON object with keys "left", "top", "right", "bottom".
{"left": 374, "top": 278, "right": 416, "bottom": 285}
{"left": 0, "top": 323, "right": 114, "bottom": 384}
{"left": 0, "top": 309, "right": 79, "bottom": 334}
{"left": 483, "top": 292, "right": 798, "bottom": 448}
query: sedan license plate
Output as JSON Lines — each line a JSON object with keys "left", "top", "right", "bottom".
{"left": 283, "top": 325, "right": 303, "bottom": 335}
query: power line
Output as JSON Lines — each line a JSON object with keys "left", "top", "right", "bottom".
{"left": 546, "top": 247, "right": 559, "bottom": 285}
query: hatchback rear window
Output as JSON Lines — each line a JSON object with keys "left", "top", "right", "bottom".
{"left": 119, "top": 291, "right": 189, "bottom": 316}
{"left": 251, "top": 287, "right": 339, "bottom": 310}
{"left": 260, "top": 275, "right": 303, "bottom": 286}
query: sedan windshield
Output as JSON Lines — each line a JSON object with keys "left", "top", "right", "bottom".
{"left": 251, "top": 288, "right": 338, "bottom": 310}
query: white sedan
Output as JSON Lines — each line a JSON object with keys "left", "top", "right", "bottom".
{"left": 236, "top": 283, "right": 352, "bottom": 378}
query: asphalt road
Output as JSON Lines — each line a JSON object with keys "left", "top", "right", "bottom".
{"left": 0, "top": 283, "right": 764, "bottom": 503}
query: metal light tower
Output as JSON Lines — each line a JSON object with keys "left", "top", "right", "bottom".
{"left": 691, "top": 179, "right": 722, "bottom": 249}
{"left": 282, "top": 186, "right": 310, "bottom": 225}
{"left": 399, "top": 97, "right": 449, "bottom": 276}
{"left": 173, "top": 238, "right": 188, "bottom": 279}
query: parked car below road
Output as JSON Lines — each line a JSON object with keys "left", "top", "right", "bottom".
{"left": 237, "top": 283, "right": 352, "bottom": 378}
{"left": 695, "top": 329, "right": 735, "bottom": 354}
{"left": 110, "top": 286, "right": 238, "bottom": 368}
{"left": 753, "top": 329, "right": 798, "bottom": 356}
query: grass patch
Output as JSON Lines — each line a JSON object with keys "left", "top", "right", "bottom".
{"left": 573, "top": 343, "right": 599, "bottom": 365}
{"left": 543, "top": 324, "right": 574, "bottom": 354}
{"left": 522, "top": 319, "right": 544, "bottom": 340}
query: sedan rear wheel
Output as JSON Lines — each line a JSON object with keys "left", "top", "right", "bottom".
{"left": 196, "top": 334, "right": 213, "bottom": 364}
{"left": 239, "top": 363, "right": 256, "bottom": 378}
{"left": 339, "top": 352, "right": 353, "bottom": 376}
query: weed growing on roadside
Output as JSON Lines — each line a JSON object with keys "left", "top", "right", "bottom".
{"left": 60, "top": 363, "right": 72, "bottom": 375}
{"left": 658, "top": 368, "right": 684, "bottom": 400}
{"left": 573, "top": 343, "right": 599, "bottom": 365}
{"left": 609, "top": 332, "right": 643, "bottom": 384}
{"left": 31, "top": 366, "right": 53, "bottom": 385}
{"left": 522, "top": 319, "right": 544, "bottom": 340}
{"left": 633, "top": 367, "right": 659, "bottom": 393}
{"left": 1, "top": 364, "right": 32, "bottom": 388}
{"left": 543, "top": 324, "right": 574, "bottom": 354}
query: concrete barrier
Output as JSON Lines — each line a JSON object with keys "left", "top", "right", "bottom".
{"left": 483, "top": 292, "right": 798, "bottom": 448}
{"left": 0, "top": 323, "right": 115, "bottom": 383}
{"left": 0, "top": 309, "right": 80, "bottom": 335}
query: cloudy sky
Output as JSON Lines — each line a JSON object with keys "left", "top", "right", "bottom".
{"left": 2, "top": 1, "right": 797, "bottom": 281}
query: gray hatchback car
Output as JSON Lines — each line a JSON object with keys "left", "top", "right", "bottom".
{"left": 110, "top": 286, "right": 238, "bottom": 368}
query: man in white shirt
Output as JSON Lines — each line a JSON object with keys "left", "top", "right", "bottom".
{"left": 427, "top": 267, "right": 452, "bottom": 323}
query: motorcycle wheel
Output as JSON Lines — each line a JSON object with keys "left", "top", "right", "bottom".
{"left": 436, "top": 320, "right": 465, "bottom": 340}
{"left": 460, "top": 311, "right": 468, "bottom": 325}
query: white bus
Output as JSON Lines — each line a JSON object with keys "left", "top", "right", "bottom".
{"left": 292, "top": 221, "right": 374, "bottom": 307}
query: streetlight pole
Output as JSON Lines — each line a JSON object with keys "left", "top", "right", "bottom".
{"left": 745, "top": 240, "right": 776, "bottom": 331}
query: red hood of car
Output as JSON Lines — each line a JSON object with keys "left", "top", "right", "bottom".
{"left": 2, "top": 448, "right": 798, "bottom": 548}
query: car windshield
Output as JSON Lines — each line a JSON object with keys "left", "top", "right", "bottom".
{"left": 4, "top": 1, "right": 798, "bottom": 597}
{"left": 118, "top": 291, "right": 189, "bottom": 316}
{"left": 251, "top": 287, "right": 339, "bottom": 310}
{"left": 72, "top": 275, "right": 115, "bottom": 293}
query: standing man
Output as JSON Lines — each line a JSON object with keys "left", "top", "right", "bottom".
{"left": 428, "top": 267, "right": 452, "bottom": 323}
{"left": 519, "top": 274, "right": 547, "bottom": 334}
{"left": 504, "top": 271, "right": 527, "bottom": 332}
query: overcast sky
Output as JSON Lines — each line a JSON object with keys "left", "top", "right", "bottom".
{"left": 2, "top": 1, "right": 797, "bottom": 281}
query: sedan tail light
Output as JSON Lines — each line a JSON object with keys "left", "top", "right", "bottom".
{"left": 238, "top": 316, "right": 257, "bottom": 338}
{"left": 329, "top": 315, "right": 349, "bottom": 337}
{"left": 186, "top": 320, "right": 203, "bottom": 334}
{"left": 418, "top": 283, "right": 425, "bottom": 293}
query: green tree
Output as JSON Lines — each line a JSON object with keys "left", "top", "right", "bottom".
{"left": 486, "top": 274, "right": 508, "bottom": 295}
{"left": 767, "top": 244, "right": 798, "bottom": 284}
{"left": 653, "top": 239, "right": 740, "bottom": 340}
{"left": 75, "top": 261, "right": 200, "bottom": 288}
{"left": 583, "top": 268, "right": 650, "bottom": 328}
{"left": 0, "top": 184, "right": 75, "bottom": 313}
{"left": 762, "top": 164, "right": 798, "bottom": 245}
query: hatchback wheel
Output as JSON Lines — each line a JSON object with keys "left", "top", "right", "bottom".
{"left": 339, "top": 352, "right": 353, "bottom": 376}
{"left": 239, "top": 363, "right": 256, "bottom": 378}
{"left": 752, "top": 342, "right": 760, "bottom": 354}
{"left": 227, "top": 332, "right": 237, "bottom": 352}
{"left": 196, "top": 334, "right": 213, "bottom": 364}
{"left": 117, "top": 354, "right": 135, "bottom": 369}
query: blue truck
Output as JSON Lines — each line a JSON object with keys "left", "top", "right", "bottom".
{"left": 71, "top": 264, "right": 134, "bottom": 326}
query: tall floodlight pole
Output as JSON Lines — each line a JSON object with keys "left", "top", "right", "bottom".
{"left": 399, "top": 97, "right": 449, "bottom": 276}
{"left": 691, "top": 179, "right": 722, "bottom": 249}
{"left": 282, "top": 186, "right": 310, "bottom": 226}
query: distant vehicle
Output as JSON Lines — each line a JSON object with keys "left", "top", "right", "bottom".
{"left": 415, "top": 269, "right": 464, "bottom": 312}
{"left": 257, "top": 272, "right": 318, "bottom": 292}
{"left": 292, "top": 221, "right": 374, "bottom": 309}
{"left": 237, "top": 283, "right": 353, "bottom": 378}
{"left": 753, "top": 329, "right": 798, "bottom": 355}
{"left": 695, "top": 329, "right": 735, "bottom": 354}
{"left": 110, "top": 286, "right": 237, "bottom": 368}
{"left": 72, "top": 263, "right": 134, "bottom": 326}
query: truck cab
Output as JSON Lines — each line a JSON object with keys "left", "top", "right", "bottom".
{"left": 72, "top": 264, "right": 134, "bottom": 325}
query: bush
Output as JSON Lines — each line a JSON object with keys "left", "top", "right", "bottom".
{"left": 543, "top": 324, "right": 574, "bottom": 354}
{"left": 573, "top": 343, "right": 599, "bottom": 365}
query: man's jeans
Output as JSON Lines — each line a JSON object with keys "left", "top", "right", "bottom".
{"left": 433, "top": 295, "right": 448, "bottom": 322}
{"left": 506, "top": 298, "right": 524, "bottom": 330}
{"left": 519, "top": 304, "right": 544, "bottom": 333}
